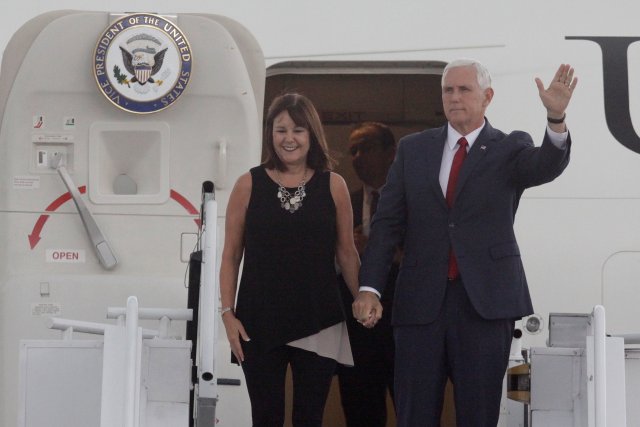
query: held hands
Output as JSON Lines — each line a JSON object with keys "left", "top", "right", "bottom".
{"left": 535, "top": 64, "right": 578, "bottom": 122}
{"left": 222, "top": 311, "right": 250, "bottom": 363}
{"left": 352, "top": 291, "right": 383, "bottom": 328}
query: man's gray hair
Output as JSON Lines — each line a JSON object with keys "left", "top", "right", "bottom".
{"left": 442, "top": 59, "right": 492, "bottom": 90}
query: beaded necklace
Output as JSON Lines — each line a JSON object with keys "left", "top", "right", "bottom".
{"left": 275, "top": 169, "right": 307, "bottom": 213}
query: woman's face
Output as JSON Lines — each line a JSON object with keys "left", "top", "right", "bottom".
{"left": 272, "top": 110, "right": 311, "bottom": 168}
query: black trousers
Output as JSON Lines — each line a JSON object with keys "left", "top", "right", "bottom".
{"left": 241, "top": 345, "right": 337, "bottom": 427}
{"left": 394, "top": 279, "right": 514, "bottom": 427}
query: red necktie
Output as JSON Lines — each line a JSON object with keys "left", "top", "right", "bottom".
{"left": 446, "top": 137, "right": 468, "bottom": 279}
{"left": 370, "top": 190, "right": 380, "bottom": 217}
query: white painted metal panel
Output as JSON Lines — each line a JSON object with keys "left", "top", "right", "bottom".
{"left": 18, "top": 341, "right": 104, "bottom": 427}
{"left": 1, "top": 10, "right": 263, "bottom": 426}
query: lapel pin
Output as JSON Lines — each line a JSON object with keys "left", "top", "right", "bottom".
{"left": 480, "top": 145, "right": 487, "bottom": 150}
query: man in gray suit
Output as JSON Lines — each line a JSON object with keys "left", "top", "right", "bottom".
{"left": 353, "top": 59, "right": 577, "bottom": 426}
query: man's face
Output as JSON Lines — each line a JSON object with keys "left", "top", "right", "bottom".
{"left": 349, "top": 136, "right": 394, "bottom": 187}
{"left": 442, "top": 66, "right": 493, "bottom": 134}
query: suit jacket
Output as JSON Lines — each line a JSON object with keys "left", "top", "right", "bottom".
{"left": 348, "top": 188, "right": 396, "bottom": 309}
{"left": 351, "top": 188, "right": 365, "bottom": 228}
{"left": 359, "top": 120, "right": 571, "bottom": 325}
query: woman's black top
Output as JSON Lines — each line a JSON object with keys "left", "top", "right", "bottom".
{"left": 235, "top": 166, "right": 345, "bottom": 359}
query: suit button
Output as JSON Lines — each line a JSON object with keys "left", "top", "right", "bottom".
{"left": 449, "top": 222, "right": 455, "bottom": 228}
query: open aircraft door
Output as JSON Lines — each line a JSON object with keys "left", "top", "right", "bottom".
{"left": 0, "top": 11, "right": 263, "bottom": 426}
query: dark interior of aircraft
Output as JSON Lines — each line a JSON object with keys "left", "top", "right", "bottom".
{"left": 265, "top": 61, "right": 447, "bottom": 192}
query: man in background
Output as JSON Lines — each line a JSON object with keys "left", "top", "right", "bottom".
{"left": 337, "top": 122, "right": 398, "bottom": 427}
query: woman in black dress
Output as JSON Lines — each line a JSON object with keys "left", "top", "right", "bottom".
{"left": 219, "top": 93, "right": 361, "bottom": 426}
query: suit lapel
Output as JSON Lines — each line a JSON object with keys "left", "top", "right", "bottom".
{"left": 426, "top": 127, "right": 448, "bottom": 210}
{"left": 453, "top": 121, "right": 497, "bottom": 203}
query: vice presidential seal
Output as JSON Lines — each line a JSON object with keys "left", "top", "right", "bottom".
{"left": 93, "top": 13, "right": 192, "bottom": 114}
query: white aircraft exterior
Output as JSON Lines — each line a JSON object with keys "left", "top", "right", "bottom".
{"left": 1, "top": 1, "right": 640, "bottom": 426}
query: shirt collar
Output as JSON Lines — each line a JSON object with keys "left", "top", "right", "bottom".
{"left": 446, "top": 120, "right": 486, "bottom": 151}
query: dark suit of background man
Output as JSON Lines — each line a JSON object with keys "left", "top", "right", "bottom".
{"left": 353, "top": 59, "right": 577, "bottom": 426}
{"left": 337, "top": 122, "right": 398, "bottom": 427}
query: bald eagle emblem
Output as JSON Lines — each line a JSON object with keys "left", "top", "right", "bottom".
{"left": 94, "top": 12, "right": 192, "bottom": 114}
{"left": 116, "top": 33, "right": 167, "bottom": 86}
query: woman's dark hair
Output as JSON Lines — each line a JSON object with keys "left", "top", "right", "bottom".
{"left": 263, "top": 93, "right": 335, "bottom": 171}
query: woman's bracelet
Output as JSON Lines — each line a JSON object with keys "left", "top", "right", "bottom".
{"left": 220, "top": 306, "right": 234, "bottom": 316}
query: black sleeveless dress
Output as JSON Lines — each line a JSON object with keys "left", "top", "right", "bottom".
{"left": 235, "top": 166, "right": 346, "bottom": 359}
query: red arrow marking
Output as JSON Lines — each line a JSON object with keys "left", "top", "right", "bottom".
{"left": 170, "top": 189, "right": 201, "bottom": 227}
{"left": 45, "top": 186, "right": 86, "bottom": 211}
{"left": 29, "top": 187, "right": 200, "bottom": 249}
{"left": 170, "top": 190, "right": 198, "bottom": 214}
{"left": 28, "top": 215, "right": 49, "bottom": 249}
{"left": 29, "top": 186, "right": 87, "bottom": 249}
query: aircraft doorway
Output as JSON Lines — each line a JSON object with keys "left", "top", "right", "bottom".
{"left": 265, "top": 61, "right": 447, "bottom": 193}
{"left": 264, "top": 61, "right": 452, "bottom": 427}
